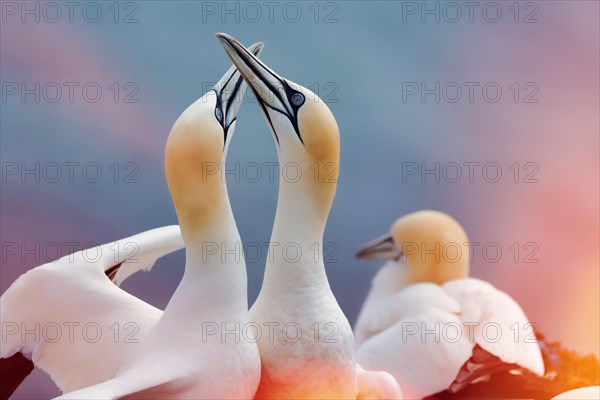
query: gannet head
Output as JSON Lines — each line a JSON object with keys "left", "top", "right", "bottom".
{"left": 216, "top": 33, "right": 339, "bottom": 231}
{"left": 356, "top": 210, "right": 470, "bottom": 285}
{"left": 165, "top": 42, "right": 263, "bottom": 240}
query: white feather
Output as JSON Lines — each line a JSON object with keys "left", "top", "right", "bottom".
{"left": 442, "top": 278, "right": 544, "bottom": 376}
{"left": 551, "top": 386, "right": 600, "bottom": 400}
{"left": 357, "top": 307, "right": 472, "bottom": 399}
{"left": 355, "top": 270, "right": 544, "bottom": 398}
{"left": 0, "top": 226, "right": 183, "bottom": 393}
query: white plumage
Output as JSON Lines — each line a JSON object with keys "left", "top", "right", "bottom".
{"left": 552, "top": 386, "right": 600, "bottom": 400}
{"left": 1, "top": 226, "right": 182, "bottom": 392}
{"left": 354, "top": 211, "right": 544, "bottom": 399}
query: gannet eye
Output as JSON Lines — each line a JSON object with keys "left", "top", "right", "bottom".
{"left": 215, "top": 108, "right": 223, "bottom": 122}
{"left": 290, "top": 92, "right": 305, "bottom": 107}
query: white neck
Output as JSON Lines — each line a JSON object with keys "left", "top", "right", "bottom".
{"left": 367, "top": 261, "right": 409, "bottom": 302}
{"left": 260, "top": 166, "right": 331, "bottom": 297}
{"left": 162, "top": 190, "right": 248, "bottom": 329}
{"left": 354, "top": 261, "right": 408, "bottom": 345}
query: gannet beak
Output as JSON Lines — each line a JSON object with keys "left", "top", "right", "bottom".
{"left": 212, "top": 41, "right": 264, "bottom": 142}
{"left": 356, "top": 234, "right": 402, "bottom": 261}
{"left": 215, "top": 32, "right": 304, "bottom": 142}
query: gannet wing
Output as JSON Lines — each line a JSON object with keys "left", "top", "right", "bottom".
{"left": 356, "top": 308, "right": 473, "bottom": 399}
{"left": 0, "top": 226, "right": 183, "bottom": 394}
{"left": 442, "top": 278, "right": 545, "bottom": 380}
{"left": 109, "top": 225, "right": 183, "bottom": 285}
{"left": 355, "top": 283, "right": 461, "bottom": 345}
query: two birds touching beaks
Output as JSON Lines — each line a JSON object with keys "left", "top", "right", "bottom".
{"left": 1, "top": 33, "right": 588, "bottom": 400}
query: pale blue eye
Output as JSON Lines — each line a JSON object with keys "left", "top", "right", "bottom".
{"left": 215, "top": 108, "right": 223, "bottom": 122}
{"left": 290, "top": 93, "right": 304, "bottom": 107}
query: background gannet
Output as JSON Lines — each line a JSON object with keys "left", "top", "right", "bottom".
{"left": 1, "top": 42, "right": 264, "bottom": 400}
{"left": 354, "top": 210, "right": 545, "bottom": 399}
{"left": 216, "top": 33, "right": 357, "bottom": 399}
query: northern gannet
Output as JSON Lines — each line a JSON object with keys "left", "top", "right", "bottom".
{"left": 1, "top": 42, "right": 264, "bottom": 400}
{"left": 216, "top": 33, "right": 402, "bottom": 400}
{"left": 354, "top": 210, "right": 544, "bottom": 399}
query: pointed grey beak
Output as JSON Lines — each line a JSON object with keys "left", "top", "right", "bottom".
{"left": 212, "top": 41, "right": 264, "bottom": 142}
{"left": 356, "top": 234, "right": 402, "bottom": 261}
{"left": 215, "top": 32, "right": 304, "bottom": 143}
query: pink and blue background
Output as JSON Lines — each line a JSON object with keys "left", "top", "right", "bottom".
{"left": 1, "top": 1, "right": 598, "bottom": 398}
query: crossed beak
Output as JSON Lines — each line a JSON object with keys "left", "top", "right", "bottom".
{"left": 212, "top": 41, "right": 264, "bottom": 142}
{"left": 215, "top": 32, "right": 303, "bottom": 142}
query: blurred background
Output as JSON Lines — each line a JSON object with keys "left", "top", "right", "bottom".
{"left": 1, "top": 1, "right": 598, "bottom": 397}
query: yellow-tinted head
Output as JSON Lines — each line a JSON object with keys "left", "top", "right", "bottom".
{"left": 265, "top": 83, "right": 340, "bottom": 222}
{"left": 357, "top": 211, "right": 470, "bottom": 285}
{"left": 296, "top": 85, "right": 340, "bottom": 166}
{"left": 165, "top": 92, "right": 226, "bottom": 238}
{"left": 165, "top": 42, "right": 263, "bottom": 240}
